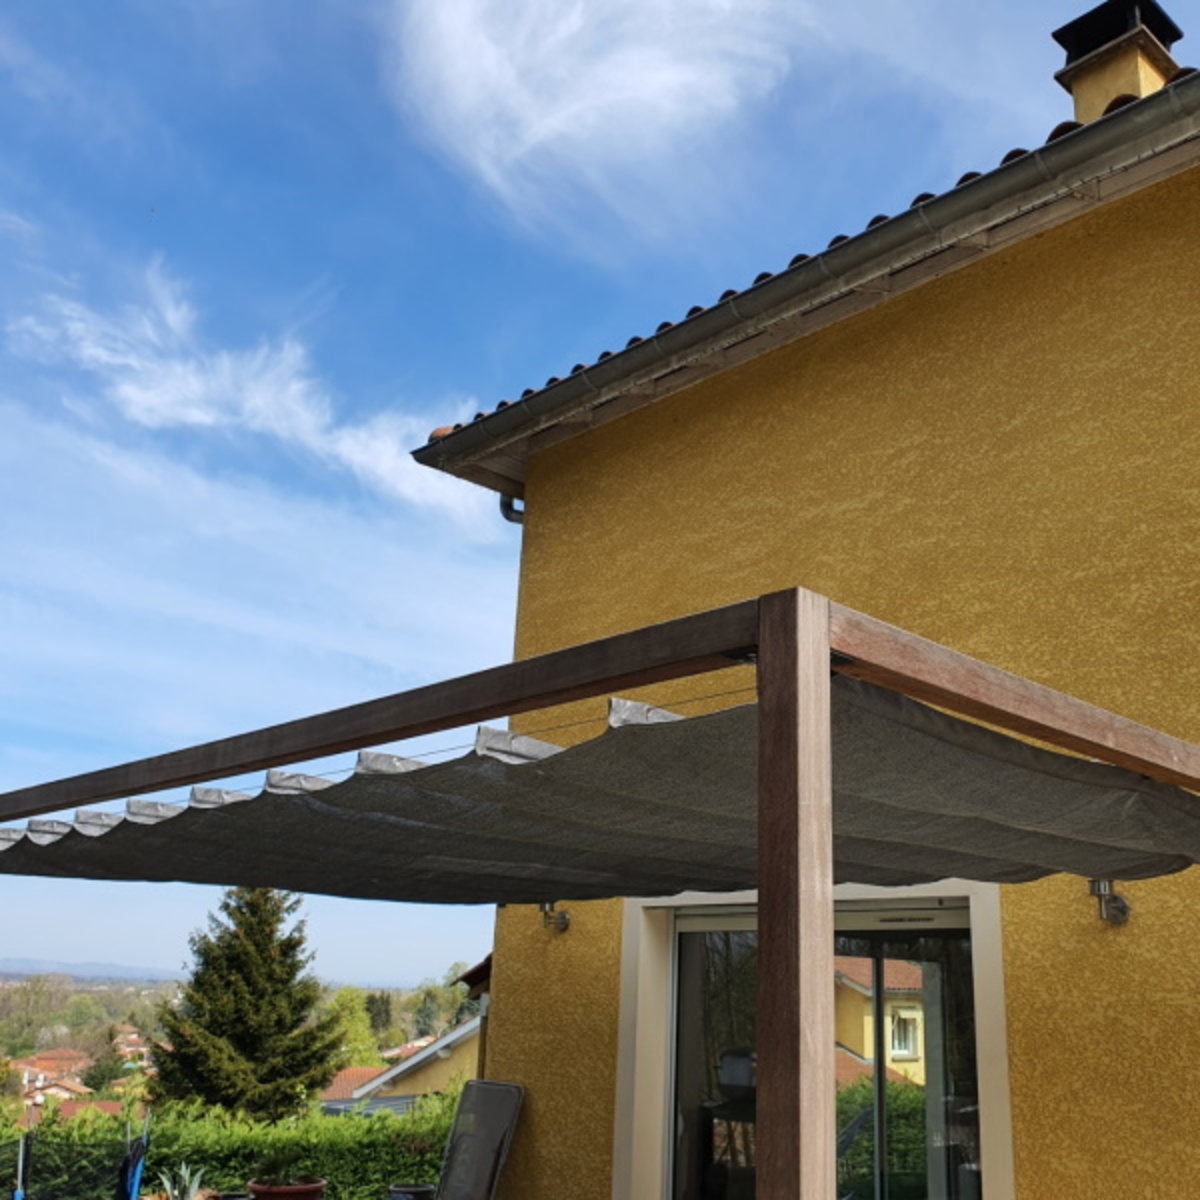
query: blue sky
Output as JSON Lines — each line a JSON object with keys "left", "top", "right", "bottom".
{"left": 1, "top": 0, "right": 1186, "bottom": 985}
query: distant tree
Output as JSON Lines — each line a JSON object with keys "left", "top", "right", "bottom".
{"left": 152, "top": 888, "right": 342, "bottom": 1120}
{"left": 64, "top": 994, "right": 107, "bottom": 1034}
{"left": 365, "top": 992, "right": 392, "bottom": 1038}
{"left": 412, "top": 988, "right": 442, "bottom": 1039}
{"left": 327, "top": 988, "right": 382, "bottom": 1067}
{"left": 443, "top": 963, "right": 479, "bottom": 1027}
{"left": 81, "top": 1038, "right": 125, "bottom": 1093}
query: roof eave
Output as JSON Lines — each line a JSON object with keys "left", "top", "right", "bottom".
{"left": 412, "top": 71, "right": 1200, "bottom": 496}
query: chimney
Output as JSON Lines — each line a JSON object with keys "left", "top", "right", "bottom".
{"left": 1053, "top": 0, "right": 1184, "bottom": 122}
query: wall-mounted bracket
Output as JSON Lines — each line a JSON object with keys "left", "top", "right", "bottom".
{"left": 539, "top": 901, "right": 571, "bottom": 933}
{"left": 1089, "top": 878, "right": 1132, "bottom": 924}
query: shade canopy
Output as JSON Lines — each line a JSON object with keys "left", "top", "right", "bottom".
{"left": 2, "top": 675, "right": 1198, "bottom": 904}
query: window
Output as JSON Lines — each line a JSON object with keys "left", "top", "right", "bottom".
{"left": 671, "top": 900, "right": 981, "bottom": 1200}
{"left": 891, "top": 1010, "right": 920, "bottom": 1060}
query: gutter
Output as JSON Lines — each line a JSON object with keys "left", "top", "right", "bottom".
{"left": 412, "top": 71, "right": 1200, "bottom": 494}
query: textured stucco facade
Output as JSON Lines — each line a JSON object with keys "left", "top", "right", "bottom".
{"left": 488, "top": 159, "right": 1200, "bottom": 1200}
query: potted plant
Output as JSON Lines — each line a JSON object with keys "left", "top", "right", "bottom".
{"left": 246, "top": 1148, "right": 328, "bottom": 1200}
{"left": 156, "top": 1163, "right": 207, "bottom": 1200}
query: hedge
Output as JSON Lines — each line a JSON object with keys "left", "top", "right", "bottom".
{"left": 0, "top": 1090, "right": 456, "bottom": 1200}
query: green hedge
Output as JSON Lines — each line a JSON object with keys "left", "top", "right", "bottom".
{"left": 0, "top": 1091, "right": 456, "bottom": 1200}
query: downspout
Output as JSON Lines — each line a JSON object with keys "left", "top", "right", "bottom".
{"left": 500, "top": 495, "right": 525, "bottom": 525}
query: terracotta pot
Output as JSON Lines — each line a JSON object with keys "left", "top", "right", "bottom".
{"left": 246, "top": 1181, "right": 328, "bottom": 1200}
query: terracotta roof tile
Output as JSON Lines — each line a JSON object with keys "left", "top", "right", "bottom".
{"left": 836, "top": 1047, "right": 909, "bottom": 1088}
{"left": 321, "top": 1066, "right": 388, "bottom": 1101}
{"left": 422, "top": 76, "right": 1200, "bottom": 449}
{"left": 834, "top": 956, "right": 924, "bottom": 993}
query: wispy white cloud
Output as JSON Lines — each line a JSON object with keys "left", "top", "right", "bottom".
{"left": 385, "top": 0, "right": 815, "bottom": 237}
{"left": 384, "top": 0, "right": 1068, "bottom": 239}
{"left": 0, "top": 402, "right": 516, "bottom": 760}
{"left": 0, "top": 208, "right": 37, "bottom": 245}
{"left": 0, "top": 403, "right": 509, "bottom": 985}
{"left": 0, "top": 21, "right": 146, "bottom": 148}
{"left": 7, "top": 260, "right": 490, "bottom": 524}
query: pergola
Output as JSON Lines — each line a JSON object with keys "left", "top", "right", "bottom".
{"left": 5, "top": 587, "right": 1200, "bottom": 1199}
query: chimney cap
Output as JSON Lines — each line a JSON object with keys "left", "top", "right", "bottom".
{"left": 1053, "top": 1, "right": 1183, "bottom": 65}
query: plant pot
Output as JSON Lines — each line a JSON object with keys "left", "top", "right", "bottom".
{"left": 246, "top": 1181, "right": 328, "bottom": 1200}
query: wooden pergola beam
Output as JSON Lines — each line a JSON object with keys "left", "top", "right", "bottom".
{"left": 0, "top": 599, "right": 759, "bottom": 822}
{"left": 4, "top": 590, "right": 1200, "bottom": 825}
{"left": 829, "top": 603, "right": 1200, "bottom": 793}
{"left": 756, "top": 589, "right": 836, "bottom": 1200}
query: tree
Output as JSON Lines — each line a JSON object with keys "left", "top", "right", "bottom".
{"left": 153, "top": 888, "right": 342, "bottom": 1120}
{"left": 365, "top": 992, "right": 392, "bottom": 1039}
{"left": 326, "top": 988, "right": 382, "bottom": 1067}
{"left": 81, "top": 1039, "right": 126, "bottom": 1093}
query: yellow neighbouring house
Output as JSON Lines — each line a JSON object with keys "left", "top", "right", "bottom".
{"left": 350, "top": 1016, "right": 483, "bottom": 1110}
{"left": 413, "top": 2, "right": 1200, "bottom": 1197}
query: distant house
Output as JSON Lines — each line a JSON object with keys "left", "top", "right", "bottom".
{"left": 321, "top": 1065, "right": 389, "bottom": 1106}
{"left": 381, "top": 1036, "right": 435, "bottom": 1062}
{"left": 11, "top": 1047, "right": 92, "bottom": 1084}
{"left": 344, "top": 1016, "right": 483, "bottom": 1114}
{"left": 833, "top": 956, "right": 926, "bottom": 1086}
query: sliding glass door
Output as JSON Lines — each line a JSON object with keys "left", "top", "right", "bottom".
{"left": 672, "top": 904, "right": 981, "bottom": 1200}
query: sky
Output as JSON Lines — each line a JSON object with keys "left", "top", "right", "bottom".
{"left": 1, "top": 0, "right": 1192, "bottom": 986}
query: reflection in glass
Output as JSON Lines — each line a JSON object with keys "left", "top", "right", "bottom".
{"left": 673, "top": 927, "right": 980, "bottom": 1200}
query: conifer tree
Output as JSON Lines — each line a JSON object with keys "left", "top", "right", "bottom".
{"left": 153, "top": 887, "right": 342, "bottom": 1120}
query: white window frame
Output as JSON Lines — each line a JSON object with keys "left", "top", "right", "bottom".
{"left": 610, "top": 881, "right": 1015, "bottom": 1200}
{"left": 890, "top": 1010, "right": 920, "bottom": 1060}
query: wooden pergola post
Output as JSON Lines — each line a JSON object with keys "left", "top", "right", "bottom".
{"left": 756, "top": 588, "right": 836, "bottom": 1199}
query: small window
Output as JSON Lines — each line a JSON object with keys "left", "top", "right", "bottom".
{"left": 891, "top": 1011, "right": 920, "bottom": 1059}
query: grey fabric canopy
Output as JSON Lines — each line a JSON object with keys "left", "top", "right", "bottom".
{"left": 2, "top": 675, "right": 1199, "bottom": 904}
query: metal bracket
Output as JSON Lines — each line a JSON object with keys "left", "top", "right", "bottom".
{"left": 1089, "top": 879, "right": 1131, "bottom": 924}
{"left": 539, "top": 901, "right": 571, "bottom": 933}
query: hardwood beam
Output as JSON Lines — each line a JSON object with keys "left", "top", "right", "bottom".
{"left": 0, "top": 600, "right": 758, "bottom": 822}
{"left": 756, "top": 588, "right": 836, "bottom": 1200}
{"left": 828, "top": 603, "right": 1200, "bottom": 793}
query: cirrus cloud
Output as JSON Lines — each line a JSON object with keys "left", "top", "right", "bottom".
{"left": 7, "top": 259, "right": 491, "bottom": 525}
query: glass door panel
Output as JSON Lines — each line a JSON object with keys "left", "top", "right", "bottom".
{"left": 673, "top": 922, "right": 981, "bottom": 1200}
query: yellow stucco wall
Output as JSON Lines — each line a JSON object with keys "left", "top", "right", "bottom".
{"left": 495, "top": 160, "right": 1200, "bottom": 1199}
{"left": 377, "top": 1030, "right": 479, "bottom": 1099}
{"left": 835, "top": 984, "right": 870, "bottom": 1058}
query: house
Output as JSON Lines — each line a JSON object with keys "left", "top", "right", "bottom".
{"left": 833, "top": 956, "right": 926, "bottom": 1086}
{"left": 409, "top": 2, "right": 1200, "bottom": 1196}
{"left": 1, "top": 2, "right": 1199, "bottom": 1197}
{"left": 356, "top": 1017, "right": 483, "bottom": 1104}
{"left": 322, "top": 1019, "right": 483, "bottom": 1117}
{"left": 319, "top": 1064, "right": 389, "bottom": 1115}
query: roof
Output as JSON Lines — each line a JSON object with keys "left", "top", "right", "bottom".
{"left": 322, "top": 1065, "right": 388, "bottom": 1101}
{"left": 323, "top": 1095, "right": 419, "bottom": 1118}
{"left": 412, "top": 71, "right": 1200, "bottom": 498}
{"left": 383, "top": 1036, "right": 436, "bottom": 1060}
{"left": 833, "top": 957, "right": 924, "bottom": 994}
{"left": 456, "top": 954, "right": 492, "bottom": 999}
{"left": 2, "top": 675, "right": 1199, "bottom": 904}
{"left": 835, "top": 1047, "right": 909, "bottom": 1089}
{"left": 352, "top": 1016, "right": 483, "bottom": 1099}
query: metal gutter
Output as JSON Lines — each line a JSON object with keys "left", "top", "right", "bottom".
{"left": 412, "top": 71, "right": 1200, "bottom": 495}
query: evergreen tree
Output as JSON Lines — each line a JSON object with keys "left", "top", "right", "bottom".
{"left": 153, "top": 888, "right": 341, "bottom": 1120}
{"left": 365, "top": 992, "right": 392, "bottom": 1038}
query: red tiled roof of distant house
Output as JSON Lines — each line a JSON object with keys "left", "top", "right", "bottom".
{"left": 383, "top": 1036, "right": 436, "bottom": 1061}
{"left": 834, "top": 957, "right": 923, "bottom": 993}
{"left": 322, "top": 1066, "right": 388, "bottom": 1101}
{"left": 57, "top": 1100, "right": 124, "bottom": 1120}
{"left": 835, "top": 1048, "right": 909, "bottom": 1089}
